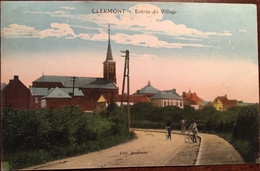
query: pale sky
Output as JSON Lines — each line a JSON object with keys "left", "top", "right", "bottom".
{"left": 1, "top": 1, "right": 258, "bottom": 103}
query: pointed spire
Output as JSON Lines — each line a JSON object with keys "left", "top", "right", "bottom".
{"left": 148, "top": 80, "right": 151, "bottom": 86}
{"left": 105, "top": 25, "right": 114, "bottom": 61}
{"left": 108, "top": 24, "right": 110, "bottom": 40}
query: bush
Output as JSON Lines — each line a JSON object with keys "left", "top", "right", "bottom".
{"left": 2, "top": 105, "right": 134, "bottom": 169}
{"left": 231, "top": 104, "right": 259, "bottom": 163}
{"left": 131, "top": 120, "right": 164, "bottom": 129}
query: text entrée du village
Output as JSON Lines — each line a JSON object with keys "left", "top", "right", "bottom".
{"left": 92, "top": 8, "right": 177, "bottom": 15}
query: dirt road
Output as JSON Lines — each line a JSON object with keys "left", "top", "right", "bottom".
{"left": 26, "top": 130, "right": 200, "bottom": 170}
{"left": 25, "top": 129, "right": 245, "bottom": 170}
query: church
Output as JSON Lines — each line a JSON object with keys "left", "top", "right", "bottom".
{"left": 1, "top": 26, "right": 119, "bottom": 112}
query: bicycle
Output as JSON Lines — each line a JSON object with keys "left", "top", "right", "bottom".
{"left": 184, "top": 131, "right": 194, "bottom": 143}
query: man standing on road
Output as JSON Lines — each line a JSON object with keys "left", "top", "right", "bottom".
{"left": 189, "top": 120, "right": 198, "bottom": 143}
{"left": 180, "top": 118, "right": 187, "bottom": 134}
{"left": 165, "top": 120, "right": 172, "bottom": 140}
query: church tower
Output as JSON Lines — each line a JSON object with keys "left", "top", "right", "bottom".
{"left": 103, "top": 25, "right": 116, "bottom": 84}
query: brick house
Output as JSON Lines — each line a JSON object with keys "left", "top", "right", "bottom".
{"left": 1, "top": 75, "right": 30, "bottom": 109}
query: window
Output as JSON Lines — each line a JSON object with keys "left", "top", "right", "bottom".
{"left": 41, "top": 100, "right": 46, "bottom": 108}
{"left": 35, "top": 97, "right": 39, "bottom": 103}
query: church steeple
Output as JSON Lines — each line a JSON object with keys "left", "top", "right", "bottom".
{"left": 105, "top": 25, "right": 114, "bottom": 61}
{"left": 103, "top": 25, "right": 116, "bottom": 84}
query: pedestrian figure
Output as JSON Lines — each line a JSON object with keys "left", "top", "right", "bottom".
{"left": 180, "top": 118, "right": 187, "bottom": 134}
{"left": 188, "top": 120, "right": 198, "bottom": 143}
{"left": 165, "top": 120, "right": 172, "bottom": 140}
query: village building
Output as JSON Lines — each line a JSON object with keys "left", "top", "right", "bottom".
{"left": 182, "top": 90, "right": 203, "bottom": 110}
{"left": 133, "top": 81, "right": 159, "bottom": 98}
{"left": 134, "top": 81, "right": 184, "bottom": 108}
{"left": 212, "top": 95, "right": 238, "bottom": 111}
{"left": 1, "top": 75, "right": 31, "bottom": 109}
{"left": 29, "top": 27, "right": 118, "bottom": 111}
{"left": 150, "top": 89, "right": 184, "bottom": 108}
{"left": 1, "top": 26, "right": 119, "bottom": 112}
{"left": 114, "top": 94, "right": 151, "bottom": 106}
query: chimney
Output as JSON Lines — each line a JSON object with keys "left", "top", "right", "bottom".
{"left": 14, "top": 75, "right": 18, "bottom": 80}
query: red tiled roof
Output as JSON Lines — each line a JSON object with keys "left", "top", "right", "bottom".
{"left": 214, "top": 96, "right": 237, "bottom": 107}
{"left": 186, "top": 99, "right": 198, "bottom": 105}
{"left": 115, "top": 94, "right": 151, "bottom": 103}
{"left": 182, "top": 92, "right": 202, "bottom": 103}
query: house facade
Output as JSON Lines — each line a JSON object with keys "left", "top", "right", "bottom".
{"left": 182, "top": 90, "right": 203, "bottom": 110}
{"left": 150, "top": 89, "right": 184, "bottom": 108}
{"left": 1, "top": 75, "right": 30, "bottom": 109}
{"left": 212, "top": 95, "right": 237, "bottom": 111}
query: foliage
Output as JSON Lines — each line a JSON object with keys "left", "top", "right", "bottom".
{"left": 130, "top": 103, "right": 259, "bottom": 163}
{"left": 231, "top": 104, "right": 259, "bottom": 162}
{"left": 2, "top": 105, "right": 133, "bottom": 169}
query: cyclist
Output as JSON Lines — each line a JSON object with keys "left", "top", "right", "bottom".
{"left": 188, "top": 120, "right": 198, "bottom": 143}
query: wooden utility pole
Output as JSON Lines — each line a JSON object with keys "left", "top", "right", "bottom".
{"left": 121, "top": 50, "right": 130, "bottom": 131}
{"left": 72, "top": 76, "right": 76, "bottom": 96}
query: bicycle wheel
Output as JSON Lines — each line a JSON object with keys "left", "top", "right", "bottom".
{"left": 184, "top": 135, "right": 189, "bottom": 143}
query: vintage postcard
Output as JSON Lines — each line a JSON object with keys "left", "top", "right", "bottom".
{"left": 1, "top": 1, "right": 259, "bottom": 170}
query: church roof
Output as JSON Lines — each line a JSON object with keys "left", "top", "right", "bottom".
{"left": 33, "top": 75, "right": 117, "bottom": 89}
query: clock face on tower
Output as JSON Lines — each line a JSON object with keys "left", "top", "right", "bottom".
{"left": 109, "top": 65, "right": 114, "bottom": 73}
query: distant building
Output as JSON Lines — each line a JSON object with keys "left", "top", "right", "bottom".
{"left": 212, "top": 95, "right": 237, "bottom": 111}
{"left": 1, "top": 75, "right": 30, "bottom": 109}
{"left": 134, "top": 81, "right": 183, "bottom": 108}
{"left": 133, "top": 81, "right": 159, "bottom": 98}
{"left": 1, "top": 26, "right": 118, "bottom": 112}
{"left": 115, "top": 94, "right": 151, "bottom": 106}
{"left": 150, "top": 89, "right": 184, "bottom": 108}
{"left": 1, "top": 83, "right": 6, "bottom": 90}
{"left": 30, "top": 76, "right": 118, "bottom": 111}
{"left": 182, "top": 90, "right": 203, "bottom": 110}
